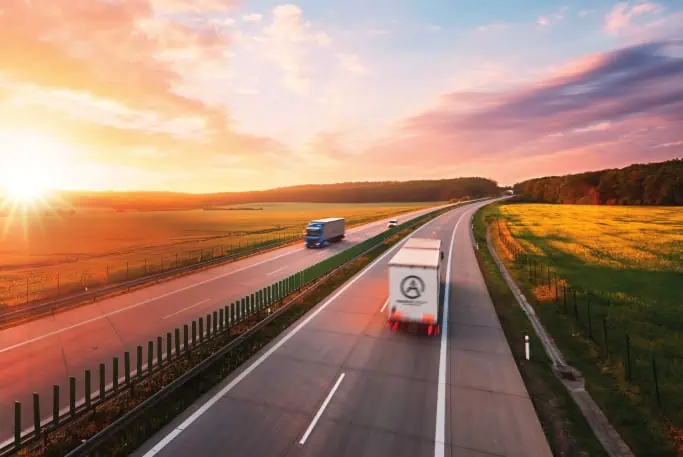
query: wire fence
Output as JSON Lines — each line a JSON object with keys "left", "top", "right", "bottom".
{"left": 0, "top": 206, "right": 449, "bottom": 456}
{"left": 0, "top": 231, "right": 305, "bottom": 309}
{"left": 494, "top": 219, "right": 683, "bottom": 429}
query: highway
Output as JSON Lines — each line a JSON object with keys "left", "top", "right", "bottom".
{"left": 134, "top": 201, "right": 552, "bottom": 457}
{"left": 0, "top": 205, "right": 443, "bottom": 442}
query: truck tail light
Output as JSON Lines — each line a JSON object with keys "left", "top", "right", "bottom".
{"left": 421, "top": 314, "right": 436, "bottom": 324}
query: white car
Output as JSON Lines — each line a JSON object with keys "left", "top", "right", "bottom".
{"left": 387, "top": 219, "right": 398, "bottom": 228}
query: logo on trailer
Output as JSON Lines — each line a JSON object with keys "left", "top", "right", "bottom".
{"left": 400, "top": 275, "right": 425, "bottom": 299}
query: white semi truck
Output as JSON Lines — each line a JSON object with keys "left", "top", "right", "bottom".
{"left": 387, "top": 238, "right": 444, "bottom": 335}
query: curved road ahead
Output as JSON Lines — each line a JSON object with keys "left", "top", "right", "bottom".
{"left": 134, "top": 201, "right": 552, "bottom": 457}
{"left": 0, "top": 205, "right": 445, "bottom": 442}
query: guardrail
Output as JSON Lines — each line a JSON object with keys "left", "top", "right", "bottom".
{"left": 0, "top": 203, "right": 460, "bottom": 457}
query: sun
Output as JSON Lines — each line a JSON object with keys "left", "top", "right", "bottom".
{"left": 4, "top": 162, "right": 49, "bottom": 202}
{"left": 0, "top": 130, "right": 68, "bottom": 203}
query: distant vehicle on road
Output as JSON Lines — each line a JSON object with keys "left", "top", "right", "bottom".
{"left": 387, "top": 237, "right": 444, "bottom": 335}
{"left": 305, "top": 217, "right": 345, "bottom": 248}
{"left": 387, "top": 219, "right": 398, "bottom": 228}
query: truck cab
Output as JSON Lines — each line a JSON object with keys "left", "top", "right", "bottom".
{"left": 387, "top": 219, "right": 398, "bottom": 228}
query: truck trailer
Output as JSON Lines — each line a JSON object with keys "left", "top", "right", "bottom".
{"left": 305, "top": 217, "right": 346, "bottom": 248}
{"left": 387, "top": 238, "right": 443, "bottom": 335}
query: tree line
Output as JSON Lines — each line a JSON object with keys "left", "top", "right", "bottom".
{"left": 513, "top": 159, "right": 683, "bottom": 205}
{"left": 60, "top": 177, "right": 501, "bottom": 210}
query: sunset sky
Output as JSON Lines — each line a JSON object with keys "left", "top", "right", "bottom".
{"left": 0, "top": 0, "right": 682, "bottom": 193}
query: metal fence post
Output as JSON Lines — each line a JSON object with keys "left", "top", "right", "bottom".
{"left": 554, "top": 276, "right": 558, "bottom": 302}
{"left": 213, "top": 311, "right": 218, "bottom": 334}
{"left": 69, "top": 377, "right": 76, "bottom": 416}
{"left": 652, "top": 354, "right": 662, "bottom": 407}
{"left": 53, "top": 385, "right": 60, "bottom": 425}
{"left": 219, "top": 309, "right": 224, "bottom": 331}
{"left": 125, "top": 352, "right": 131, "bottom": 385}
{"left": 183, "top": 325, "right": 189, "bottom": 352}
{"left": 148, "top": 341, "right": 154, "bottom": 375}
{"left": 113, "top": 357, "right": 119, "bottom": 392}
{"left": 85, "top": 369, "right": 91, "bottom": 409}
{"left": 175, "top": 328, "right": 181, "bottom": 356}
{"left": 14, "top": 401, "right": 21, "bottom": 447}
{"left": 167, "top": 332, "right": 172, "bottom": 362}
{"left": 157, "top": 336, "right": 163, "bottom": 368}
{"left": 625, "top": 333, "right": 632, "bottom": 381}
{"left": 206, "top": 313, "right": 212, "bottom": 338}
{"left": 137, "top": 345, "right": 143, "bottom": 378}
{"left": 192, "top": 321, "right": 197, "bottom": 346}
{"left": 199, "top": 318, "right": 204, "bottom": 342}
{"left": 99, "top": 363, "right": 106, "bottom": 401}
{"left": 33, "top": 393, "right": 40, "bottom": 437}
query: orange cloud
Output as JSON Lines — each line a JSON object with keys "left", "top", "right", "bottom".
{"left": 0, "top": 0, "right": 289, "bottom": 190}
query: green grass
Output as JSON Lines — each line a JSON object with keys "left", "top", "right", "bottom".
{"left": 0, "top": 202, "right": 434, "bottom": 306}
{"left": 473, "top": 204, "right": 609, "bottom": 457}
{"left": 491, "top": 202, "right": 682, "bottom": 456}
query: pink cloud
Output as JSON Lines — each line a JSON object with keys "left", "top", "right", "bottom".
{"left": 355, "top": 40, "right": 683, "bottom": 184}
{"left": 605, "top": 2, "right": 664, "bottom": 35}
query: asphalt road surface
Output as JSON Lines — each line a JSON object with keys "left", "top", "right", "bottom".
{"left": 134, "top": 201, "right": 552, "bottom": 457}
{"left": 0, "top": 205, "right": 443, "bottom": 444}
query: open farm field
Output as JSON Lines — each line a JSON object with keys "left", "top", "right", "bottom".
{"left": 0, "top": 201, "right": 433, "bottom": 307}
{"left": 491, "top": 202, "right": 683, "bottom": 456}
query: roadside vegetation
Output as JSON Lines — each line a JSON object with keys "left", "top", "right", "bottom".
{"left": 473, "top": 204, "right": 608, "bottom": 457}
{"left": 0, "top": 202, "right": 433, "bottom": 308}
{"left": 484, "top": 201, "right": 683, "bottom": 456}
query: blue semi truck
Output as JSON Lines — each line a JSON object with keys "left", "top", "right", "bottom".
{"left": 305, "top": 217, "right": 346, "bottom": 248}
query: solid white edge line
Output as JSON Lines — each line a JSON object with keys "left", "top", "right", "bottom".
{"left": 380, "top": 298, "right": 389, "bottom": 313}
{"left": 0, "top": 206, "right": 439, "bottom": 355}
{"left": 434, "top": 206, "right": 470, "bottom": 457}
{"left": 140, "top": 202, "right": 468, "bottom": 457}
{"left": 298, "top": 372, "right": 346, "bottom": 446}
{"left": 161, "top": 299, "right": 211, "bottom": 320}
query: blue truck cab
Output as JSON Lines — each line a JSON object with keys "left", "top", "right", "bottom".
{"left": 305, "top": 217, "right": 346, "bottom": 248}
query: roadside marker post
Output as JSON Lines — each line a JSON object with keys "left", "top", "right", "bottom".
{"left": 525, "top": 335, "right": 530, "bottom": 360}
